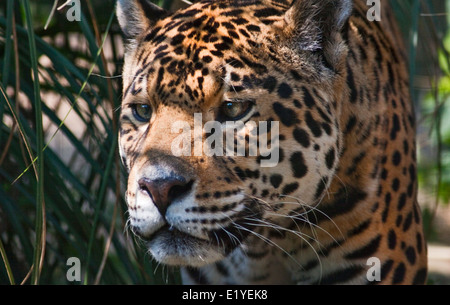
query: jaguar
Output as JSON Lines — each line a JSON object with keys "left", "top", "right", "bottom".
{"left": 116, "top": 0, "right": 428, "bottom": 284}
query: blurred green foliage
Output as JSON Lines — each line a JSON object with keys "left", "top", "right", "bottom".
{"left": 0, "top": 0, "right": 181, "bottom": 285}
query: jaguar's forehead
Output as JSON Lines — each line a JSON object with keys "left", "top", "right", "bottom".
{"left": 122, "top": 0, "right": 290, "bottom": 108}
{"left": 145, "top": 0, "right": 289, "bottom": 44}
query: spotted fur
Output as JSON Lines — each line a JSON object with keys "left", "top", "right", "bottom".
{"left": 116, "top": 0, "right": 427, "bottom": 284}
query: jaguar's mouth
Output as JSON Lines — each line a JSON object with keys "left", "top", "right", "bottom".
{"left": 144, "top": 224, "right": 230, "bottom": 267}
{"left": 146, "top": 224, "right": 213, "bottom": 248}
{"left": 129, "top": 196, "right": 265, "bottom": 267}
{"left": 142, "top": 216, "right": 260, "bottom": 267}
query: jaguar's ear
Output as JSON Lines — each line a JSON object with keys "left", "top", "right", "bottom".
{"left": 280, "top": 0, "right": 352, "bottom": 52}
{"left": 116, "top": 0, "right": 168, "bottom": 39}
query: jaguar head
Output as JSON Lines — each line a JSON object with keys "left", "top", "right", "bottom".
{"left": 116, "top": 0, "right": 351, "bottom": 267}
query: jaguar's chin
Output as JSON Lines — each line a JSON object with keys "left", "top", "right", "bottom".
{"left": 146, "top": 225, "right": 228, "bottom": 267}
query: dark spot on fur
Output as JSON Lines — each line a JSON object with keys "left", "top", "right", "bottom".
{"left": 273, "top": 103, "right": 298, "bottom": 127}
{"left": 277, "top": 83, "right": 293, "bottom": 99}
{"left": 325, "top": 147, "right": 336, "bottom": 170}
{"left": 388, "top": 229, "right": 396, "bottom": 249}
{"left": 305, "top": 111, "right": 322, "bottom": 137}
{"left": 270, "top": 174, "right": 283, "bottom": 188}
{"left": 290, "top": 151, "right": 308, "bottom": 178}
{"left": 392, "top": 263, "right": 406, "bottom": 284}
{"left": 282, "top": 182, "right": 299, "bottom": 194}
{"left": 293, "top": 128, "right": 310, "bottom": 148}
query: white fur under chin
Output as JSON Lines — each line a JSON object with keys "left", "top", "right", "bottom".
{"left": 147, "top": 230, "right": 225, "bottom": 267}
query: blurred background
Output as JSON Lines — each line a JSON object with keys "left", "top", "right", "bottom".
{"left": 0, "top": 0, "right": 449, "bottom": 285}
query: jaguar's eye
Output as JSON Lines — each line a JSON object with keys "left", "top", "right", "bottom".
{"left": 219, "top": 100, "right": 254, "bottom": 121}
{"left": 131, "top": 104, "right": 152, "bottom": 122}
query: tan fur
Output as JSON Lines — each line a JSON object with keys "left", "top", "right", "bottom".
{"left": 117, "top": 0, "right": 427, "bottom": 284}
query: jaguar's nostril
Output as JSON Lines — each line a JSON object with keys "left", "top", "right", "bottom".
{"left": 138, "top": 177, "right": 194, "bottom": 217}
{"left": 168, "top": 180, "right": 194, "bottom": 202}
